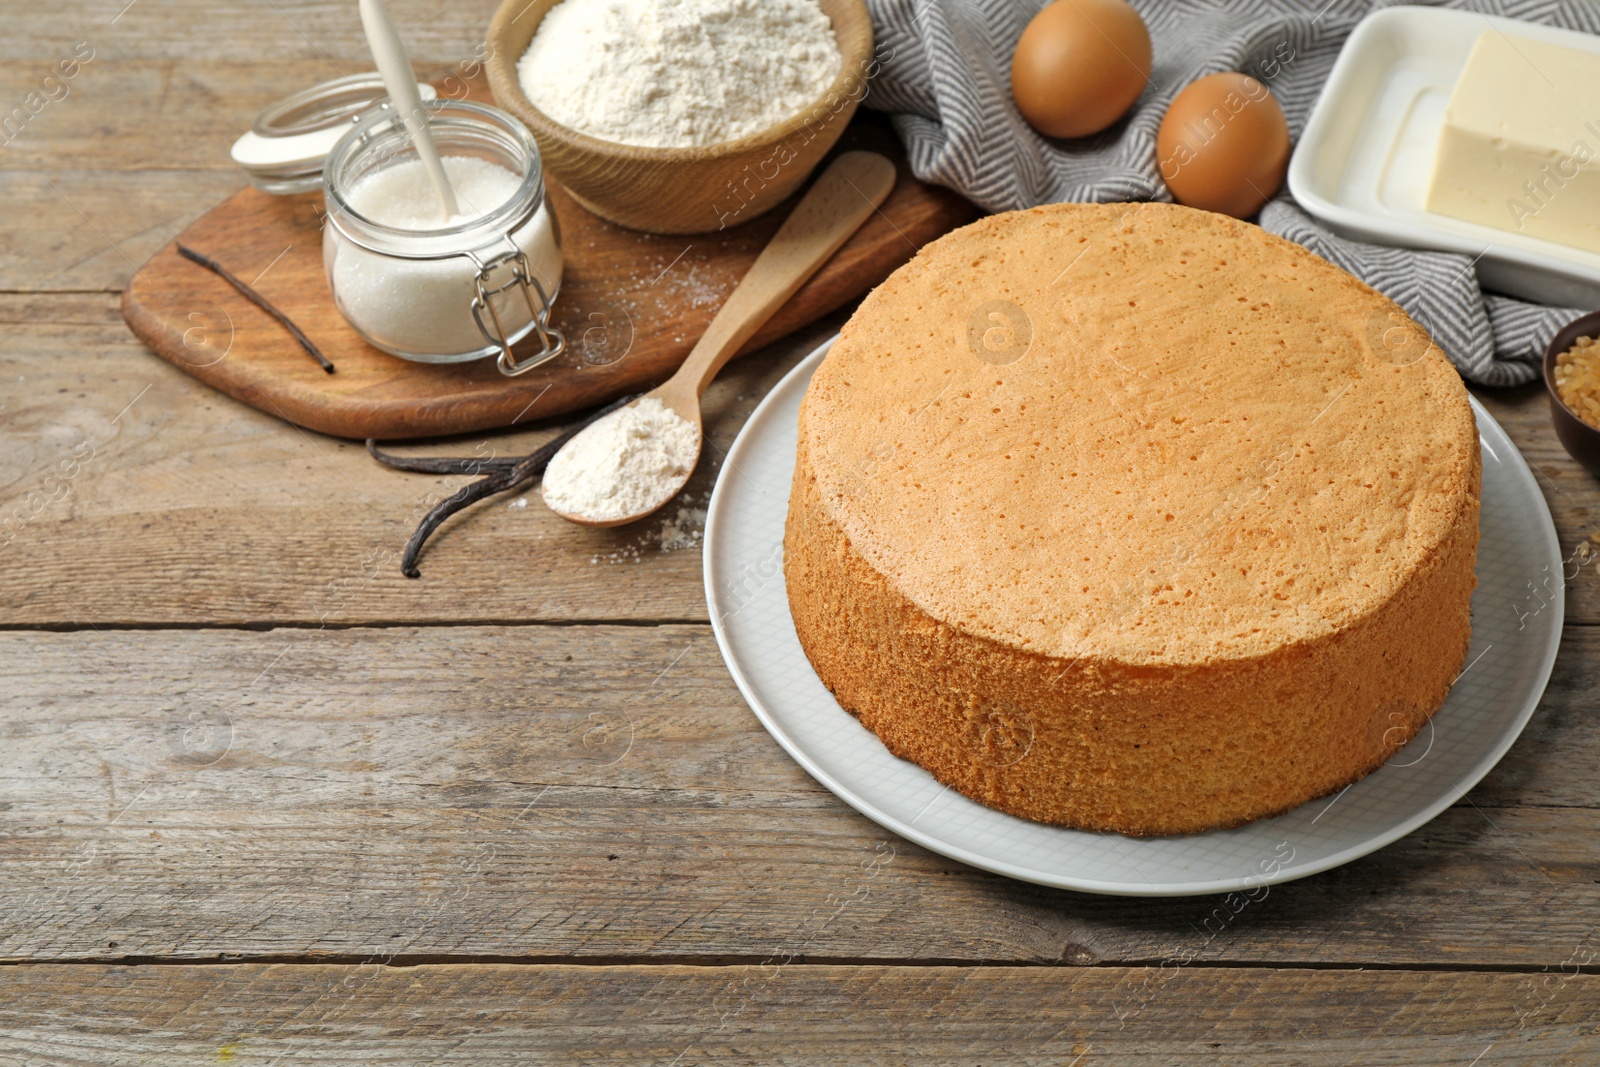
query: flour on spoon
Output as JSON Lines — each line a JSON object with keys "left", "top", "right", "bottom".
{"left": 541, "top": 398, "right": 700, "bottom": 521}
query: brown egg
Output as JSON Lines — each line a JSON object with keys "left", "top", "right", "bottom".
{"left": 1011, "top": 0, "right": 1152, "bottom": 140}
{"left": 1157, "top": 72, "right": 1290, "bottom": 219}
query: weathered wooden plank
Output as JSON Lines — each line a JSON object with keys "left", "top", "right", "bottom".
{"left": 0, "top": 59, "right": 506, "bottom": 171}
{"left": 0, "top": 317, "right": 838, "bottom": 625}
{"left": 2, "top": 318, "right": 1599, "bottom": 627}
{"left": 1, "top": 962, "right": 1595, "bottom": 1065}
{"left": 0, "top": 59, "right": 337, "bottom": 172}
{"left": 0, "top": 292, "right": 123, "bottom": 325}
{"left": 0, "top": 170, "right": 243, "bottom": 292}
{"left": 1487, "top": 625, "right": 1600, "bottom": 810}
{"left": 0, "top": 624, "right": 1595, "bottom": 968}
{"left": 0, "top": 0, "right": 502, "bottom": 64}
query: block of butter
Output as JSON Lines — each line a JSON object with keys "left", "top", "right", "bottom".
{"left": 1425, "top": 31, "right": 1600, "bottom": 254}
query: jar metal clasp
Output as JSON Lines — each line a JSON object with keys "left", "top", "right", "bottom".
{"left": 469, "top": 248, "right": 566, "bottom": 376}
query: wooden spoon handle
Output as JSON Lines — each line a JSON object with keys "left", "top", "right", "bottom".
{"left": 658, "top": 151, "right": 897, "bottom": 406}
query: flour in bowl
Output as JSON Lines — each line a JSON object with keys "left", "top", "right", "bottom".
{"left": 542, "top": 397, "right": 701, "bottom": 521}
{"left": 516, "top": 0, "right": 842, "bottom": 149}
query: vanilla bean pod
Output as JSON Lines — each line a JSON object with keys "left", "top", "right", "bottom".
{"left": 365, "top": 439, "right": 523, "bottom": 476}
{"left": 397, "top": 393, "right": 640, "bottom": 578}
{"left": 175, "top": 244, "right": 335, "bottom": 374}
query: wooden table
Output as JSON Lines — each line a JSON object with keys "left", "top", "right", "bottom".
{"left": 3, "top": 2, "right": 1598, "bottom": 1062}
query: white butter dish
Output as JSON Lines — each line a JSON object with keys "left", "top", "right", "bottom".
{"left": 1288, "top": 5, "right": 1600, "bottom": 309}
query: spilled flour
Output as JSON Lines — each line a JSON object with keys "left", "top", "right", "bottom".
{"left": 659, "top": 503, "right": 708, "bottom": 552}
{"left": 584, "top": 497, "right": 710, "bottom": 565}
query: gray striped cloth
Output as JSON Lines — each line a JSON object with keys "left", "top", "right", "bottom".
{"left": 862, "top": 0, "right": 1600, "bottom": 386}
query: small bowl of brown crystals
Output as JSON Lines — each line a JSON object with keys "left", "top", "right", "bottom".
{"left": 1545, "top": 310, "right": 1600, "bottom": 478}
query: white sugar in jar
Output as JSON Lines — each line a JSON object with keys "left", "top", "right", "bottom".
{"left": 322, "top": 100, "right": 565, "bottom": 373}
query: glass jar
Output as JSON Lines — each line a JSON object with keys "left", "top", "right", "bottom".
{"left": 322, "top": 99, "right": 565, "bottom": 374}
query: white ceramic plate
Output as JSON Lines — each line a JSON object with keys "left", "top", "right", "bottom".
{"left": 1288, "top": 5, "right": 1600, "bottom": 309}
{"left": 704, "top": 338, "right": 1564, "bottom": 896}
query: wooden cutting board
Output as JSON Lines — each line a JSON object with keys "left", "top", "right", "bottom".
{"left": 121, "top": 83, "right": 973, "bottom": 441}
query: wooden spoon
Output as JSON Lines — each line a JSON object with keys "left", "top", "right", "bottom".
{"left": 542, "top": 150, "right": 898, "bottom": 527}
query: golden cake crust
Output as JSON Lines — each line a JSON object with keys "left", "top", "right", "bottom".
{"left": 783, "top": 203, "right": 1480, "bottom": 836}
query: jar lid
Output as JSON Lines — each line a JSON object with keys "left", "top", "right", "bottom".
{"left": 231, "top": 73, "right": 439, "bottom": 195}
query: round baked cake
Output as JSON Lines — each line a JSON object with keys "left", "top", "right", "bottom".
{"left": 783, "top": 202, "right": 1480, "bottom": 836}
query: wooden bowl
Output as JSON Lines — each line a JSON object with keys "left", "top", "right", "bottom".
{"left": 1543, "top": 310, "right": 1600, "bottom": 479}
{"left": 485, "top": 0, "right": 874, "bottom": 235}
